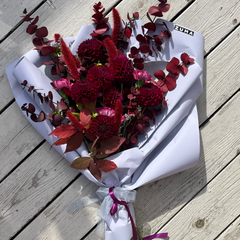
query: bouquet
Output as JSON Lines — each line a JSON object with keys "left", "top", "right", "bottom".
{"left": 6, "top": 1, "right": 204, "bottom": 239}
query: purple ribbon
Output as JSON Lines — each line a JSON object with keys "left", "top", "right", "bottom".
{"left": 109, "top": 187, "right": 168, "bottom": 240}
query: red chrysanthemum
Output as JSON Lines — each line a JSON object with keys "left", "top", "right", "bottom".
{"left": 110, "top": 55, "right": 134, "bottom": 83}
{"left": 77, "top": 39, "right": 102, "bottom": 61}
{"left": 136, "top": 83, "right": 164, "bottom": 107}
{"left": 103, "top": 87, "right": 123, "bottom": 108}
{"left": 86, "top": 65, "right": 114, "bottom": 90}
{"left": 71, "top": 81, "right": 99, "bottom": 104}
{"left": 88, "top": 115, "right": 116, "bottom": 140}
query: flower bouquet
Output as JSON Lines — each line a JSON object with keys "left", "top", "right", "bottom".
{"left": 6, "top": 1, "right": 204, "bottom": 239}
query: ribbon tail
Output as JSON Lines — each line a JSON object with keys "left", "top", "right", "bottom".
{"left": 125, "top": 205, "right": 138, "bottom": 240}
{"left": 142, "top": 233, "right": 168, "bottom": 240}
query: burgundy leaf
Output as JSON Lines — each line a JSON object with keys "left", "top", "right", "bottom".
{"left": 136, "top": 123, "right": 144, "bottom": 134}
{"left": 136, "top": 34, "right": 147, "bottom": 44}
{"left": 93, "top": 28, "right": 108, "bottom": 35}
{"left": 181, "top": 53, "right": 195, "bottom": 65}
{"left": 49, "top": 101, "right": 55, "bottom": 111}
{"left": 158, "top": 3, "right": 170, "bottom": 12}
{"left": 52, "top": 114, "right": 64, "bottom": 127}
{"left": 153, "top": 108, "right": 158, "bottom": 117}
{"left": 134, "top": 62, "right": 144, "bottom": 70}
{"left": 130, "top": 135, "right": 137, "bottom": 144}
{"left": 30, "top": 111, "right": 45, "bottom": 122}
{"left": 80, "top": 107, "right": 91, "bottom": 127}
{"left": 32, "top": 37, "right": 43, "bottom": 47}
{"left": 31, "top": 16, "right": 39, "bottom": 25}
{"left": 40, "top": 46, "right": 56, "bottom": 56}
{"left": 154, "top": 35, "right": 163, "bottom": 45}
{"left": 65, "top": 131, "right": 83, "bottom": 153}
{"left": 143, "top": 22, "right": 156, "bottom": 32}
{"left": 165, "top": 75, "right": 176, "bottom": 90}
{"left": 89, "top": 160, "right": 101, "bottom": 179}
{"left": 148, "top": 6, "right": 163, "bottom": 17}
{"left": 130, "top": 46, "right": 139, "bottom": 55}
{"left": 26, "top": 24, "right": 38, "bottom": 35}
{"left": 133, "top": 12, "right": 139, "bottom": 18}
{"left": 178, "top": 64, "right": 188, "bottom": 75}
{"left": 50, "top": 124, "right": 78, "bottom": 138}
{"left": 98, "top": 136, "right": 126, "bottom": 155}
{"left": 96, "top": 159, "right": 117, "bottom": 172}
{"left": 51, "top": 137, "right": 70, "bottom": 148}
{"left": 23, "top": 8, "right": 27, "bottom": 14}
{"left": 162, "top": 97, "right": 168, "bottom": 108}
{"left": 35, "top": 26, "right": 48, "bottom": 38}
{"left": 139, "top": 44, "right": 150, "bottom": 54}
{"left": 57, "top": 99, "right": 67, "bottom": 110}
{"left": 154, "top": 70, "right": 165, "bottom": 79}
{"left": 46, "top": 112, "right": 54, "bottom": 120}
{"left": 28, "top": 103, "right": 35, "bottom": 113}
{"left": 23, "top": 16, "right": 33, "bottom": 22}
{"left": 48, "top": 91, "right": 53, "bottom": 101}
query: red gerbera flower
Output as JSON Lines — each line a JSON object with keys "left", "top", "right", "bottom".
{"left": 71, "top": 81, "right": 99, "bottom": 104}
{"left": 86, "top": 65, "right": 114, "bottom": 90}
{"left": 88, "top": 115, "right": 116, "bottom": 140}
{"left": 103, "top": 87, "right": 123, "bottom": 108}
{"left": 77, "top": 39, "right": 102, "bottom": 61}
{"left": 136, "top": 83, "right": 164, "bottom": 107}
{"left": 110, "top": 55, "right": 134, "bottom": 83}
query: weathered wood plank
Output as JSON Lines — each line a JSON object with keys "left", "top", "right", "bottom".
{"left": 159, "top": 154, "right": 240, "bottom": 239}
{"left": 174, "top": 0, "right": 240, "bottom": 53}
{"left": 84, "top": 91, "right": 240, "bottom": 239}
{"left": 0, "top": 142, "right": 79, "bottom": 239}
{"left": 217, "top": 216, "right": 240, "bottom": 240}
{"left": 197, "top": 27, "right": 240, "bottom": 125}
{"left": 14, "top": 175, "right": 100, "bottom": 240}
{"left": 0, "top": 0, "right": 119, "bottom": 109}
{"left": 0, "top": 0, "right": 43, "bottom": 40}
{"left": 0, "top": 102, "right": 43, "bottom": 181}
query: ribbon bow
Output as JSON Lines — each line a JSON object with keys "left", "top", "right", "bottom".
{"left": 109, "top": 187, "right": 168, "bottom": 240}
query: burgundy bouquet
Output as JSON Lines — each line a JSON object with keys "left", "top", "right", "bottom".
{"left": 6, "top": 1, "right": 204, "bottom": 239}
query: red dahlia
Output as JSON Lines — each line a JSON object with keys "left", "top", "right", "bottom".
{"left": 136, "top": 83, "right": 164, "bottom": 107}
{"left": 86, "top": 65, "right": 114, "bottom": 90}
{"left": 77, "top": 39, "right": 102, "bottom": 61}
{"left": 88, "top": 115, "right": 116, "bottom": 140}
{"left": 110, "top": 55, "right": 134, "bottom": 83}
{"left": 71, "top": 81, "right": 99, "bottom": 103}
{"left": 104, "top": 87, "right": 123, "bottom": 108}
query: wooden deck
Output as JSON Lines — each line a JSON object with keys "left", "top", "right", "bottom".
{"left": 1, "top": 0, "right": 240, "bottom": 239}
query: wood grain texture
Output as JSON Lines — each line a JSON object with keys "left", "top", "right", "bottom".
{"left": 14, "top": 175, "right": 100, "bottom": 240}
{"left": 217, "top": 216, "right": 240, "bottom": 240}
{"left": 159, "top": 154, "right": 240, "bottom": 239}
{"left": 0, "top": 0, "right": 43, "bottom": 40}
{"left": 0, "top": 102, "right": 43, "bottom": 181}
{"left": 175, "top": 0, "right": 240, "bottom": 53}
{"left": 197, "top": 26, "right": 240, "bottom": 125}
{"left": 0, "top": 142, "right": 79, "bottom": 239}
{"left": 85, "top": 92, "right": 240, "bottom": 239}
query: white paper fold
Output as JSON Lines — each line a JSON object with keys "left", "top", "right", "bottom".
{"left": 6, "top": 19, "right": 204, "bottom": 240}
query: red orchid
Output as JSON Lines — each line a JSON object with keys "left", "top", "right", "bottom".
{"left": 153, "top": 70, "right": 176, "bottom": 92}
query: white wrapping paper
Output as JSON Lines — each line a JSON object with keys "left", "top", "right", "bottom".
{"left": 6, "top": 19, "right": 204, "bottom": 240}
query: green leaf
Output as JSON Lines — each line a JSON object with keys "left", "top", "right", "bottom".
{"left": 71, "top": 157, "right": 92, "bottom": 169}
{"left": 135, "top": 80, "right": 145, "bottom": 89}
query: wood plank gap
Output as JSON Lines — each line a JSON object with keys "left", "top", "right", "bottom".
{"left": 200, "top": 88, "right": 240, "bottom": 129}
{"left": 0, "top": 0, "right": 47, "bottom": 44}
{"left": 214, "top": 214, "right": 240, "bottom": 240}
{"left": 80, "top": 223, "right": 99, "bottom": 240}
{"left": 0, "top": 98, "right": 15, "bottom": 115}
{"left": 0, "top": 139, "right": 45, "bottom": 183}
{"left": 154, "top": 151, "right": 240, "bottom": 236}
{"left": 10, "top": 172, "right": 82, "bottom": 240}
{"left": 102, "top": 0, "right": 124, "bottom": 17}
{"left": 204, "top": 23, "right": 240, "bottom": 58}
{"left": 170, "top": 0, "right": 196, "bottom": 22}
